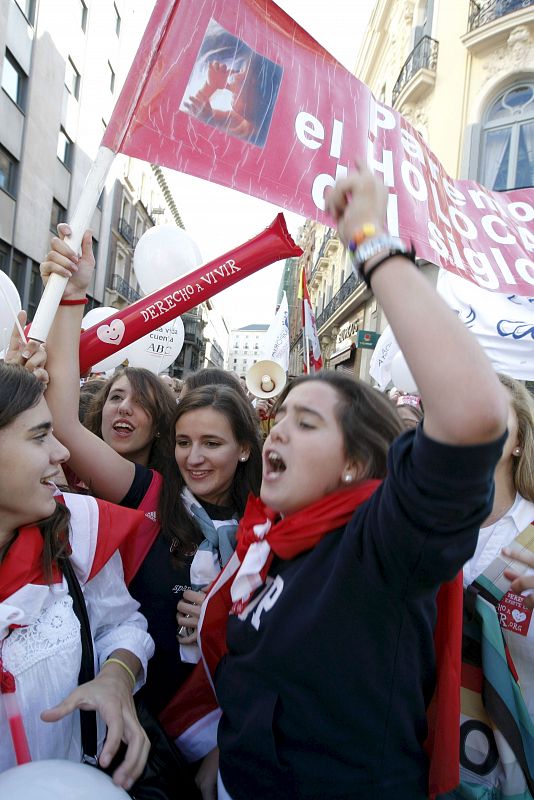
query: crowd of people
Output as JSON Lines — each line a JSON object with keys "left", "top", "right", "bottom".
{"left": 0, "top": 166, "right": 533, "bottom": 799}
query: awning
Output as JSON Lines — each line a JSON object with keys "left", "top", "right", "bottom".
{"left": 329, "top": 342, "right": 355, "bottom": 367}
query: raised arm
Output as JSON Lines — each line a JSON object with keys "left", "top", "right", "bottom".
{"left": 41, "top": 225, "right": 135, "bottom": 502}
{"left": 325, "top": 167, "right": 508, "bottom": 445}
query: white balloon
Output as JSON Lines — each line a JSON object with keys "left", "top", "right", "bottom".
{"left": 133, "top": 225, "right": 203, "bottom": 296}
{"left": 125, "top": 318, "right": 185, "bottom": 374}
{"left": 0, "top": 270, "right": 22, "bottom": 338}
{"left": 81, "top": 306, "right": 128, "bottom": 372}
{"left": 0, "top": 759, "right": 129, "bottom": 799}
{"left": 390, "top": 351, "right": 418, "bottom": 393}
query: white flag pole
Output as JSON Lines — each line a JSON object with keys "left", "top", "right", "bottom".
{"left": 29, "top": 146, "right": 116, "bottom": 342}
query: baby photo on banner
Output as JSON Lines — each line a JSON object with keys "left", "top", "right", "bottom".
{"left": 180, "top": 18, "right": 283, "bottom": 147}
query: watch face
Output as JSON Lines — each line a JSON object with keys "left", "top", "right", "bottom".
{"left": 354, "top": 237, "right": 407, "bottom": 267}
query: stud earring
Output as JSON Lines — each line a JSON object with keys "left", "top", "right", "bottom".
{"left": 513, "top": 447, "right": 521, "bottom": 456}
{"left": 343, "top": 474, "right": 353, "bottom": 483}
{"left": 239, "top": 456, "right": 248, "bottom": 462}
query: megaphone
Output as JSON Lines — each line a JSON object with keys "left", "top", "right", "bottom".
{"left": 246, "top": 359, "right": 287, "bottom": 399}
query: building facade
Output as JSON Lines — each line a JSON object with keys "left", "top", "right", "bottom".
{"left": 202, "top": 298, "right": 229, "bottom": 371}
{"left": 356, "top": 0, "right": 534, "bottom": 189}
{"left": 290, "top": 0, "right": 534, "bottom": 381}
{"left": 103, "top": 160, "right": 182, "bottom": 311}
{"left": 0, "top": 0, "right": 228, "bottom": 377}
{"left": 0, "top": 0, "right": 149, "bottom": 314}
{"left": 228, "top": 323, "right": 269, "bottom": 377}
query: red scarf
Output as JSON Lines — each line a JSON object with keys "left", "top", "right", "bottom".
{"left": 199, "top": 482, "right": 380, "bottom": 676}
{"left": 0, "top": 495, "right": 145, "bottom": 601}
{"left": 195, "top": 484, "right": 461, "bottom": 798}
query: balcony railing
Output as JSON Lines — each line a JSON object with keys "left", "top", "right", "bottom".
{"left": 310, "top": 229, "right": 337, "bottom": 283}
{"left": 392, "top": 36, "right": 439, "bottom": 106}
{"left": 290, "top": 331, "right": 303, "bottom": 352}
{"left": 111, "top": 273, "right": 141, "bottom": 303}
{"left": 468, "top": 0, "right": 534, "bottom": 31}
{"left": 118, "top": 217, "right": 134, "bottom": 245}
{"left": 315, "top": 270, "right": 363, "bottom": 330}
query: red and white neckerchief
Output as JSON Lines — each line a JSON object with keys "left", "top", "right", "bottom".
{"left": 0, "top": 493, "right": 145, "bottom": 763}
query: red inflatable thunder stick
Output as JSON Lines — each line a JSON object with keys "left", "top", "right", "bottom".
{"left": 78, "top": 214, "right": 301, "bottom": 373}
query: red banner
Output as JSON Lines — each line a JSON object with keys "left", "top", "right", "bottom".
{"left": 102, "top": 0, "right": 534, "bottom": 298}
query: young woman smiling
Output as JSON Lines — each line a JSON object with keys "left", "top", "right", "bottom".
{"left": 83, "top": 367, "right": 176, "bottom": 469}
{"left": 40, "top": 227, "right": 262, "bottom": 717}
{"left": 0, "top": 364, "right": 153, "bottom": 789}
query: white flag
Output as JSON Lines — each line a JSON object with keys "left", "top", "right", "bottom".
{"left": 261, "top": 292, "right": 289, "bottom": 371}
{"left": 369, "top": 325, "right": 400, "bottom": 390}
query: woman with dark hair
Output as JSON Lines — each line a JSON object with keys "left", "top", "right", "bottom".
{"left": 180, "top": 368, "right": 245, "bottom": 398}
{"left": 37, "top": 231, "right": 262, "bottom": 716}
{"left": 180, "top": 167, "right": 508, "bottom": 800}
{"left": 78, "top": 377, "right": 106, "bottom": 425}
{"left": 0, "top": 363, "right": 153, "bottom": 788}
{"left": 83, "top": 366, "right": 176, "bottom": 473}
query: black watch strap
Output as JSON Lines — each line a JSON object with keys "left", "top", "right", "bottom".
{"left": 360, "top": 245, "right": 417, "bottom": 289}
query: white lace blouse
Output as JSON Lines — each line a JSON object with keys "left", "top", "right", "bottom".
{"left": 0, "top": 494, "right": 154, "bottom": 772}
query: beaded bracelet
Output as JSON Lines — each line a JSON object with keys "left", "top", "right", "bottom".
{"left": 347, "top": 223, "right": 378, "bottom": 253}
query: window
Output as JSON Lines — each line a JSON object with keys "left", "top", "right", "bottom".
{"left": 57, "top": 128, "right": 73, "bottom": 169}
{"left": 108, "top": 62, "right": 115, "bottom": 93}
{"left": 92, "top": 237, "right": 99, "bottom": 270}
{"left": 65, "top": 58, "right": 80, "bottom": 100}
{"left": 14, "top": 0, "right": 36, "bottom": 25}
{"left": 79, "top": 0, "right": 88, "bottom": 32}
{"left": 114, "top": 3, "right": 121, "bottom": 37}
{"left": 50, "top": 199, "right": 67, "bottom": 233}
{"left": 413, "top": 0, "right": 435, "bottom": 46}
{"left": 2, "top": 50, "right": 27, "bottom": 109}
{"left": 121, "top": 196, "right": 132, "bottom": 222}
{"left": 10, "top": 250, "right": 26, "bottom": 297}
{"left": 0, "top": 146, "right": 18, "bottom": 196}
{"left": 27, "top": 263, "right": 42, "bottom": 322}
{"left": 0, "top": 241, "right": 9, "bottom": 274}
{"left": 479, "top": 84, "right": 534, "bottom": 191}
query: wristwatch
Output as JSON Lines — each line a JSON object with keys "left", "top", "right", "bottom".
{"left": 350, "top": 235, "right": 409, "bottom": 271}
{"left": 350, "top": 235, "right": 417, "bottom": 289}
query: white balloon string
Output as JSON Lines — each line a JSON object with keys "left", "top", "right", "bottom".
{"left": 0, "top": 281, "right": 26, "bottom": 345}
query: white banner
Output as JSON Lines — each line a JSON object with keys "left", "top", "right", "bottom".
{"left": 437, "top": 269, "right": 534, "bottom": 381}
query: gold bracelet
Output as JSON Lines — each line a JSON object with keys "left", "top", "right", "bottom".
{"left": 103, "top": 657, "right": 136, "bottom": 689}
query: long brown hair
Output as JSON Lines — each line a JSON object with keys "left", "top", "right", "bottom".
{"left": 0, "top": 364, "right": 70, "bottom": 579}
{"left": 159, "top": 384, "right": 262, "bottom": 558}
{"left": 84, "top": 366, "right": 176, "bottom": 473}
